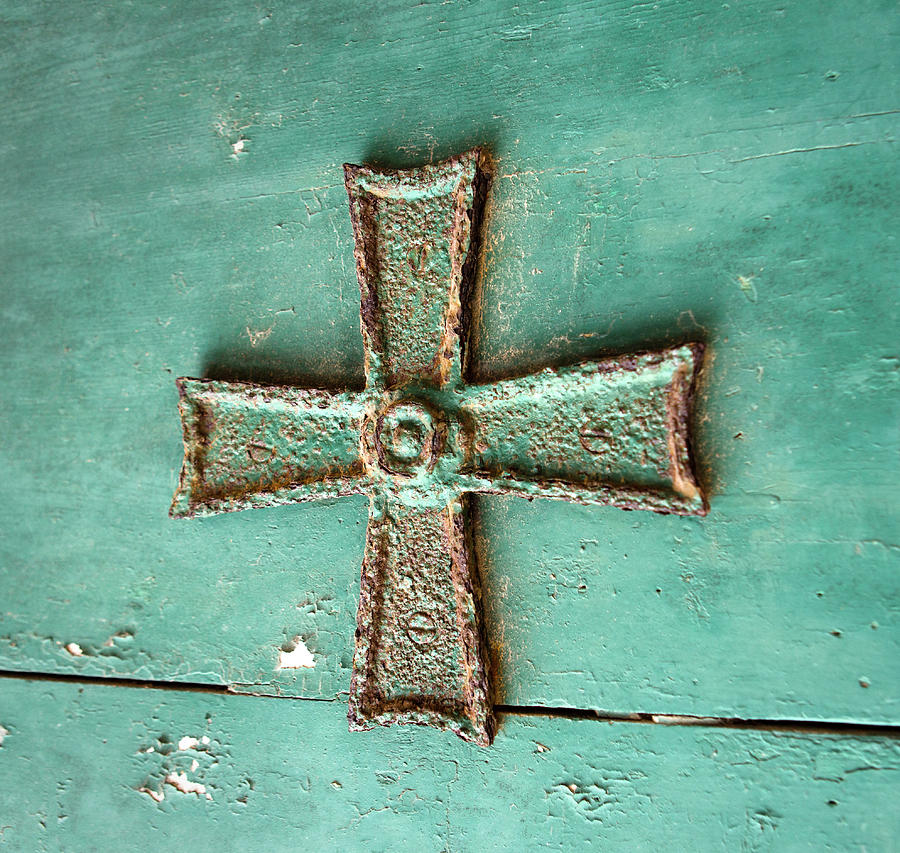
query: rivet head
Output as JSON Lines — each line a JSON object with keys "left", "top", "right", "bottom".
{"left": 375, "top": 400, "right": 441, "bottom": 476}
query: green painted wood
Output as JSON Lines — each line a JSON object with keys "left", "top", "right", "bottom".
{"left": 1, "top": 0, "right": 898, "bottom": 729}
{"left": 0, "top": 679, "right": 898, "bottom": 851}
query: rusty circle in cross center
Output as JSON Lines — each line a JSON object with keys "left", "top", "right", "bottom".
{"left": 374, "top": 399, "right": 444, "bottom": 476}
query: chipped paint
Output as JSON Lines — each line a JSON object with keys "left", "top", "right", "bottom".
{"left": 132, "top": 728, "right": 243, "bottom": 808}
{"left": 0, "top": 628, "right": 161, "bottom": 684}
{"left": 4, "top": 630, "right": 900, "bottom": 849}
{"left": 138, "top": 785, "right": 165, "bottom": 803}
{"left": 177, "top": 735, "right": 210, "bottom": 751}
{"left": 277, "top": 637, "right": 315, "bottom": 670}
{"left": 166, "top": 771, "right": 213, "bottom": 800}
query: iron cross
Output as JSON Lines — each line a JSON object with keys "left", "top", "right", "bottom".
{"left": 171, "top": 149, "right": 706, "bottom": 746}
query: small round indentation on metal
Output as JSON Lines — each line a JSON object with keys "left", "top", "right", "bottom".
{"left": 579, "top": 422, "right": 613, "bottom": 456}
{"left": 406, "top": 611, "right": 436, "bottom": 645}
{"left": 247, "top": 442, "right": 274, "bottom": 463}
{"left": 406, "top": 243, "right": 433, "bottom": 274}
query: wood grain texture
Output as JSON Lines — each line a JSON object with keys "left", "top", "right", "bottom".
{"left": 0, "top": 0, "right": 898, "bottom": 728}
{"left": 1, "top": 679, "right": 898, "bottom": 851}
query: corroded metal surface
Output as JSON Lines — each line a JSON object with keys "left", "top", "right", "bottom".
{"left": 172, "top": 149, "right": 707, "bottom": 746}
{"left": 171, "top": 379, "right": 369, "bottom": 518}
{"left": 344, "top": 151, "right": 494, "bottom": 745}
{"left": 349, "top": 493, "right": 491, "bottom": 745}
{"left": 458, "top": 346, "right": 705, "bottom": 514}
{"left": 345, "top": 151, "right": 478, "bottom": 389}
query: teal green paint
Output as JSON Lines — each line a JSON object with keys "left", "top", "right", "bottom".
{"left": 1, "top": 679, "right": 899, "bottom": 851}
{"left": 0, "top": 0, "right": 898, "bottom": 741}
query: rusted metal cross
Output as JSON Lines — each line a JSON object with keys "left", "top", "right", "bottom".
{"left": 171, "top": 149, "right": 706, "bottom": 746}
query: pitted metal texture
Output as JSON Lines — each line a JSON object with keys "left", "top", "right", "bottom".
{"left": 171, "top": 149, "right": 707, "bottom": 746}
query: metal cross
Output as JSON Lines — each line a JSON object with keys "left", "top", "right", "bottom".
{"left": 171, "top": 149, "right": 706, "bottom": 746}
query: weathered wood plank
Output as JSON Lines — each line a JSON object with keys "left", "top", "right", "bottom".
{"left": 0, "top": 678, "right": 898, "bottom": 851}
{"left": 1, "top": 0, "right": 897, "bottom": 723}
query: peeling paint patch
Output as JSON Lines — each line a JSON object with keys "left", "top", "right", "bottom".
{"left": 138, "top": 785, "right": 165, "bottom": 803}
{"left": 651, "top": 715, "right": 725, "bottom": 726}
{"left": 166, "top": 771, "right": 213, "bottom": 800}
{"left": 242, "top": 306, "right": 296, "bottom": 348}
{"left": 737, "top": 273, "right": 758, "bottom": 302}
{"left": 1, "top": 627, "right": 157, "bottom": 680}
{"left": 0, "top": 724, "right": 8, "bottom": 746}
{"left": 134, "top": 729, "right": 240, "bottom": 807}
{"left": 177, "top": 735, "right": 210, "bottom": 751}
{"left": 277, "top": 637, "right": 315, "bottom": 669}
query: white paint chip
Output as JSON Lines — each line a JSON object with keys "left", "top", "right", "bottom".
{"left": 166, "top": 772, "right": 213, "bottom": 801}
{"left": 176, "top": 734, "right": 210, "bottom": 751}
{"left": 651, "top": 714, "right": 725, "bottom": 726}
{"left": 277, "top": 637, "right": 315, "bottom": 670}
{"left": 139, "top": 786, "right": 165, "bottom": 803}
{"left": 0, "top": 724, "right": 8, "bottom": 746}
{"left": 65, "top": 642, "right": 84, "bottom": 656}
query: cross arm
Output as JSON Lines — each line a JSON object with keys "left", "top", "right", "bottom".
{"left": 457, "top": 345, "right": 707, "bottom": 515}
{"left": 348, "top": 491, "right": 493, "bottom": 745}
{"left": 344, "top": 150, "right": 483, "bottom": 391}
{"left": 170, "top": 378, "right": 370, "bottom": 518}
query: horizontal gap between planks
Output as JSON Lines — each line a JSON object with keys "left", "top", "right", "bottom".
{"left": 493, "top": 704, "right": 900, "bottom": 738}
{"left": 1, "top": 668, "right": 897, "bottom": 738}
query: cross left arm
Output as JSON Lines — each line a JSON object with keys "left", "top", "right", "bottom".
{"left": 170, "top": 378, "right": 370, "bottom": 518}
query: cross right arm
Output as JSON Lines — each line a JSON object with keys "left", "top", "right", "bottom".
{"left": 458, "top": 346, "right": 707, "bottom": 516}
